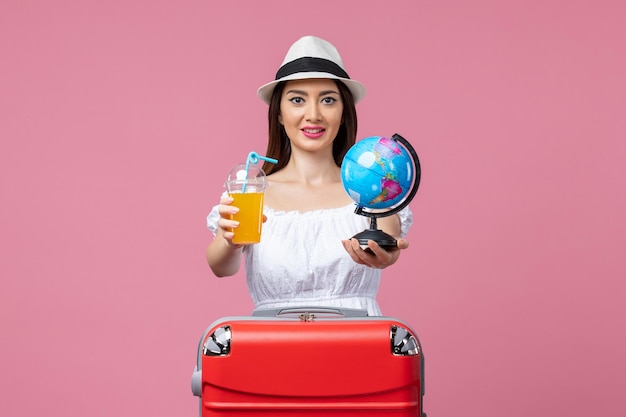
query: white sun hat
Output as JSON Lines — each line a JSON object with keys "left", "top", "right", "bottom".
{"left": 257, "top": 35, "right": 366, "bottom": 104}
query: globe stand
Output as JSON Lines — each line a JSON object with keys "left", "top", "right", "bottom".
{"left": 347, "top": 133, "right": 421, "bottom": 252}
{"left": 351, "top": 212, "right": 398, "bottom": 251}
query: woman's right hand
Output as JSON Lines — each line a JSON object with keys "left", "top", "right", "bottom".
{"left": 215, "top": 195, "right": 267, "bottom": 248}
{"left": 206, "top": 194, "right": 248, "bottom": 277}
{"left": 216, "top": 195, "right": 242, "bottom": 247}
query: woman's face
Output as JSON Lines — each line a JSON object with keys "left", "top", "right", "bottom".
{"left": 279, "top": 78, "right": 344, "bottom": 155}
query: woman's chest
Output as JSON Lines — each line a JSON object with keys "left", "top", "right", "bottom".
{"left": 264, "top": 181, "right": 352, "bottom": 212}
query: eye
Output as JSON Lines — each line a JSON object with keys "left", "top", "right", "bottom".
{"left": 322, "top": 96, "right": 338, "bottom": 104}
{"left": 289, "top": 97, "right": 305, "bottom": 104}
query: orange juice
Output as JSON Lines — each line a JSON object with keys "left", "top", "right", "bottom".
{"left": 228, "top": 192, "right": 265, "bottom": 244}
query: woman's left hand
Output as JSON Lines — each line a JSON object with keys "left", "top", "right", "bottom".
{"left": 341, "top": 238, "right": 409, "bottom": 269}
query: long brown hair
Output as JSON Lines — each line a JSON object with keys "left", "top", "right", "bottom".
{"left": 261, "top": 80, "right": 358, "bottom": 174}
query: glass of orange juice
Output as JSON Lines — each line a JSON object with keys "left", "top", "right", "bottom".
{"left": 225, "top": 162, "right": 269, "bottom": 244}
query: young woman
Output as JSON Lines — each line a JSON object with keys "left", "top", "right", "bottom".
{"left": 205, "top": 36, "right": 412, "bottom": 316}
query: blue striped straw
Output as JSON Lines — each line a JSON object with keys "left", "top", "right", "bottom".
{"left": 242, "top": 151, "right": 278, "bottom": 193}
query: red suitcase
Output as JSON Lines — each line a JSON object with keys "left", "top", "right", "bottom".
{"left": 191, "top": 307, "right": 425, "bottom": 416}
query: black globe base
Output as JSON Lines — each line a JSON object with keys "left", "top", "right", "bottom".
{"left": 352, "top": 228, "right": 398, "bottom": 251}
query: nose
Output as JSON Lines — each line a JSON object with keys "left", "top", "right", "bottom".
{"left": 305, "top": 102, "right": 322, "bottom": 122}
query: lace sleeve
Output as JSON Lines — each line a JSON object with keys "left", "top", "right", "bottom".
{"left": 206, "top": 204, "right": 220, "bottom": 236}
{"left": 207, "top": 191, "right": 230, "bottom": 235}
{"left": 397, "top": 206, "right": 413, "bottom": 238}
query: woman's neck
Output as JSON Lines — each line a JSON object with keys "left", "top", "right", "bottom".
{"left": 272, "top": 153, "right": 341, "bottom": 186}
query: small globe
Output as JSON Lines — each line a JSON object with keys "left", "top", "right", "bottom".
{"left": 341, "top": 136, "right": 415, "bottom": 210}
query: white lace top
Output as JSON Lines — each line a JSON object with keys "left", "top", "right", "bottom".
{"left": 207, "top": 203, "right": 413, "bottom": 316}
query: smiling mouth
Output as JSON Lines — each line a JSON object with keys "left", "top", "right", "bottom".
{"left": 302, "top": 128, "right": 325, "bottom": 133}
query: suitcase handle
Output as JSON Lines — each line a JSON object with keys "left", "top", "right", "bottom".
{"left": 252, "top": 306, "right": 369, "bottom": 318}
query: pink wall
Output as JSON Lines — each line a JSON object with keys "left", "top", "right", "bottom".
{"left": 2, "top": 1, "right": 624, "bottom": 416}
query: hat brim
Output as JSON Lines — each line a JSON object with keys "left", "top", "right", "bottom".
{"left": 257, "top": 72, "right": 366, "bottom": 105}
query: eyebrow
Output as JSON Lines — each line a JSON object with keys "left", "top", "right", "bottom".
{"left": 285, "top": 89, "right": 340, "bottom": 96}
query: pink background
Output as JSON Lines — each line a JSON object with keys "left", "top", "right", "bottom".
{"left": 2, "top": 1, "right": 625, "bottom": 416}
